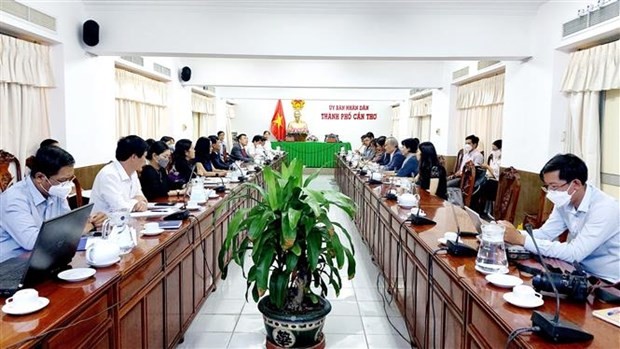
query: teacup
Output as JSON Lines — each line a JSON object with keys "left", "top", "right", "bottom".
{"left": 143, "top": 222, "right": 159, "bottom": 232}
{"left": 512, "top": 285, "right": 542, "bottom": 300}
{"left": 6, "top": 288, "right": 38, "bottom": 306}
{"left": 444, "top": 232, "right": 458, "bottom": 242}
{"left": 371, "top": 172, "right": 382, "bottom": 181}
{"left": 86, "top": 240, "right": 121, "bottom": 266}
{"left": 398, "top": 193, "right": 417, "bottom": 208}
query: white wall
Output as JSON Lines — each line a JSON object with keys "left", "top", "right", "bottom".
{"left": 231, "top": 99, "right": 393, "bottom": 147}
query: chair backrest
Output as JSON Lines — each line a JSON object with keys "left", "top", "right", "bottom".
{"left": 523, "top": 186, "right": 554, "bottom": 228}
{"left": 460, "top": 160, "right": 476, "bottom": 206}
{"left": 0, "top": 150, "right": 22, "bottom": 192}
{"left": 453, "top": 148, "right": 464, "bottom": 174}
{"left": 493, "top": 167, "right": 521, "bottom": 223}
{"left": 72, "top": 177, "right": 84, "bottom": 207}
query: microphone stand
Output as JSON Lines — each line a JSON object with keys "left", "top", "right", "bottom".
{"left": 525, "top": 224, "right": 593, "bottom": 343}
{"left": 446, "top": 203, "right": 478, "bottom": 256}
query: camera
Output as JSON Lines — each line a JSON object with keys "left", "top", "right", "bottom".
{"left": 532, "top": 269, "right": 589, "bottom": 302}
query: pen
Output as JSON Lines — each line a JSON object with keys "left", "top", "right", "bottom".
{"left": 607, "top": 308, "right": 620, "bottom": 316}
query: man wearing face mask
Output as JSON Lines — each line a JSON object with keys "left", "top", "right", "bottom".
{"left": 501, "top": 154, "right": 620, "bottom": 283}
{"left": 447, "top": 134, "right": 484, "bottom": 187}
{"left": 0, "top": 146, "right": 106, "bottom": 262}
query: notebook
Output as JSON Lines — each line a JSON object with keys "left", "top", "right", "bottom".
{"left": 159, "top": 220, "right": 183, "bottom": 229}
{"left": 0, "top": 203, "right": 94, "bottom": 296}
{"left": 592, "top": 307, "right": 620, "bottom": 328}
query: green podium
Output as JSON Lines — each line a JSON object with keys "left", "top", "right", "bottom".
{"left": 272, "top": 142, "right": 352, "bottom": 168}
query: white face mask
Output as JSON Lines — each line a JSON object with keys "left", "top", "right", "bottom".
{"left": 491, "top": 150, "right": 501, "bottom": 159}
{"left": 464, "top": 144, "right": 473, "bottom": 153}
{"left": 47, "top": 181, "right": 73, "bottom": 198}
{"left": 546, "top": 182, "right": 573, "bottom": 207}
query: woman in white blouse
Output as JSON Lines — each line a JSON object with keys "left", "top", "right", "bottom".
{"left": 481, "top": 139, "right": 502, "bottom": 216}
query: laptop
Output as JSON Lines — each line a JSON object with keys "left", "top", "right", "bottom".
{"left": 462, "top": 206, "right": 487, "bottom": 236}
{"left": 0, "top": 203, "right": 94, "bottom": 296}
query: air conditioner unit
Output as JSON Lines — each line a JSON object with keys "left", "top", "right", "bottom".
{"left": 563, "top": 1, "right": 619, "bottom": 37}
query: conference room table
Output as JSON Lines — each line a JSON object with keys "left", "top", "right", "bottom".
{"left": 271, "top": 141, "right": 351, "bottom": 168}
{"left": 0, "top": 157, "right": 285, "bottom": 349}
{"left": 335, "top": 155, "right": 619, "bottom": 349}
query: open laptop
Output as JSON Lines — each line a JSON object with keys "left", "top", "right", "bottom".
{"left": 463, "top": 206, "right": 486, "bottom": 236}
{"left": 0, "top": 203, "right": 94, "bottom": 296}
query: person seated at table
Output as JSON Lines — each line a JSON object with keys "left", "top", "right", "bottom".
{"left": 217, "top": 131, "right": 228, "bottom": 159}
{"left": 479, "top": 139, "right": 502, "bottom": 215}
{"left": 372, "top": 136, "right": 387, "bottom": 164}
{"left": 0, "top": 147, "right": 107, "bottom": 262}
{"left": 170, "top": 139, "right": 210, "bottom": 185}
{"left": 501, "top": 154, "right": 619, "bottom": 283}
{"left": 384, "top": 137, "right": 405, "bottom": 171}
{"left": 139, "top": 141, "right": 184, "bottom": 201}
{"left": 195, "top": 137, "right": 226, "bottom": 176}
{"left": 447, "top": 134, "right": 484, "bottom": 187}
{"left": 263, "top": 130, "right": 274, "bottom": 151}
{"left": 209, "top": 135, "right": 231, "bottom": 170}
{"left": 160, "top": 136, "right": 175, "bottom": 150}
{"left": 91, "top": 135, "right": 149, "bottom": 214}
{"left": 415, "top": 142, "right": 447, "bottom": 200}
{"left": 361, "top": 134, "right": 375, "bottom": 160}
{"left": 230, "top": 134, "right": 253, "bottom": 163}
{"left": 247, "top": 135, "right": 266, "bottom": 158}
{"left": 396, "top": 138, "right": 420, "bottom": 177}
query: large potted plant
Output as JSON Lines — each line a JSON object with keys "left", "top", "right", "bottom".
{"left": 218, "top": 159, "right": 357, "bottom": 348}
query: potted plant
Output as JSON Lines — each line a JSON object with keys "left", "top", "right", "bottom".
{"left": 218, "top": 159, "right": 357, "bottom": 348}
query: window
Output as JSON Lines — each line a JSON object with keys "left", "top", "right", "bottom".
{"left": 391, "top": 105, "right": 400, "bottom": 138}
{"left": 601, "top": 89, "right": 619, "bottom": 199}
{"left": 115, "top": 68, "right": 168, "bottom": 139}
{"left": 191, "top": 92, "right": 216, "bottom": 139}
{"left": 409, "top": 94, "right": 432, "bottom": 141}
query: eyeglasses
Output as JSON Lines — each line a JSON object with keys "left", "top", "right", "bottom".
{"left": 543, "top": 181, "right": 569, "bottom": 192}
{"left": 49, "top": 175, "right": 75, "bottom": 186}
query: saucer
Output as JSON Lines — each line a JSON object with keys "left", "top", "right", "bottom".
{"left": 208, "top": 194, "right": 220, "bottom": 199}
{"left": 186, "top": 205, "right": 201, "bottom": 211}
{"left": 58, "top": 268, "right": 96, "bottom": 282}
{"left": 503, "top": 292, "right": 544, "bottom": 308}
{"left": 87, "top": 257, "right": 121, "bottom": 268}
{"left": 486, "top": 274, "right": 523, "bottom": 288}
{"left": 2, "top": 297, "right": 50, "bottom": 315}
{"left": 410, "top": 208, "right": 426, "bottom": 217}
{"left": 141, "top": 228, "right": 164, "bottom": 236}
{"left": 398, "top": 203, "right": 415, "bottom": 209}
{"left": 475, "top": 265, "right": 509, "bottom": 275}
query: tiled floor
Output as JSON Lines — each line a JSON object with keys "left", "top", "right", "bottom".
{"left": 177, "top": 174, "right": 412, "bottom": 348}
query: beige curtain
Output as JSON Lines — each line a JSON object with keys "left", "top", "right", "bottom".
{"left": 409, "top": 95, "right": 432, "bottom": 141}
{"left": 115, "top": 68, "right": 168, "bottom": 139}
{"left": 456, "top": 73, "right": 504, "bottom": 159}
{"left": 391, "top": 105, "right": 400, "bottom": 138}
{"left": 561, "top": 40, "right": 619, "bottom": 188}
{"left": 0, "top": 34, "right": 54, "bottom": 170}
{"left": 192, "top": 93, "right": 215, "bottom": 138}
{"left": 225, "top": 103, "right": 235, "bottom": 147}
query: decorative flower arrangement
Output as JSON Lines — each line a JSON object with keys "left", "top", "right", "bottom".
{"left": 291, "top": 99, "right": 305, "bottom": 110}
{"left": 287, "top": 127, "right": 309, "bottom": 136}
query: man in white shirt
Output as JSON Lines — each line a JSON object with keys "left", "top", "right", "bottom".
{"left": 447, "top": 134, "right": 484, "bottom": 187}
{"left": 90, "top": 135, "right": 149, "bottom": 214}
{"left": 247, "top": 135, "right": 266, "bottom": 158}
{"left": 502, "top": 154, "right": 620, "bottom": 283}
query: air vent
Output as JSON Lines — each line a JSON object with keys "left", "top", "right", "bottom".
{"left": 452, "top": 66, "right": 470, "bottom": 80}
{"left": 477, "top": 60, "right": 500, "bottom": 70}
{"left": 120, "top": 56, "right": 144, "bottom": 66}
{"left": 0, "top": 0, "right": 56, "bottom": 31}
{"left": 153, "top": 63, "right": 171, "bottom": 77}
{"left": 563, "top": 1, "right": 619, "bottom": 37}
{"left": 203, "top": 86, "right": 216, "bottom": 93}
{"left": 409, "top": 88, "right": 426, "bottom": 95}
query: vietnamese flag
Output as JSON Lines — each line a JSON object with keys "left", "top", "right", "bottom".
{"left": 270, "top": 99, "right": 287, "bottom": 141}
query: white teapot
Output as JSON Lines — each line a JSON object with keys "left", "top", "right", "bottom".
{"left": 86, "top": 239, "right": 121, "bottom": 266}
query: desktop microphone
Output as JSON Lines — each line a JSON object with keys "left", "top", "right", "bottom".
{"left": 232, "top": 161, "right": 247, "bottom": 182}
{"left": 446, "top": 203, "right": 478, "bottom": 257}
{"left": 164, "top": 163, "right": 195, "bottom": 221}
{"left": 525, "top": 224, "right": 593, "bottom": 343}
{"left": 214, "top": 174, "right": 226, "bottom": 194}
{"left": 384, "top": 179, "right": 397, "bottom": 201}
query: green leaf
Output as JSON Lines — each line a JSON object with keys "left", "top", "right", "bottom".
{"left": 287, "top": 208, "right": 302, "bottom": 232}
{"left": 255, "top": 249, "right": 275, "bottom": 296}
{"left": 345, "top": 249, "right": 356, "bottom": 280}
{"left": 330, "top": 233, "right": 345, "bottom": 268}
{"left": 306, "top": 229, "right": 321, "bottom": 272}
{"left": 291, "top": 243, "right": 302, "bottom": 256}
{"left": 269, "top": 269, "right": 289, "bottom": 309}
{"left": 262, "top": 167, "right": 280, "bottom": 210}
{"left": 302, "top": 168, "right": 321, "bottom": 188}
{"left": 285, "top": 253, "right": 299, "bottom": 272}
{"left": 247, "top": 210, "right": 270, "bottom": 241}
{"left": 280, "top": 212, "right": 296, "bottom": 249}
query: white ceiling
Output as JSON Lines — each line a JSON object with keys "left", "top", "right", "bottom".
{"left": 83, "top": 0, "right": 547, "bottom": 15}
{"left": 81, "top": 0, "right": 549, "bottom": 99}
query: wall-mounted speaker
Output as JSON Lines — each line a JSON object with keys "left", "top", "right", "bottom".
{"left": 83, "top": 20, "right": 99, "bottom": 47}
{"left": 180, "top": 66, "right": 191, "bottom": 82}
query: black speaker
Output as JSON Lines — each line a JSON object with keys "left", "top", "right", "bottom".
{"left": 180, "top": 66, "right": 191, "bottom": 82}
{"left": 83, "top": 20, "right": 99, "bottom": 47}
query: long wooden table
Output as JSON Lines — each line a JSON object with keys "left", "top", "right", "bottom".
{"left": 335, "top": 156, "right": 619, "bottom": 349}
{"left": 271, "top": 141, "right": 351, "bottom": 168}
{"left": 0, "top": 157, "right": 284, "bottom": 349}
